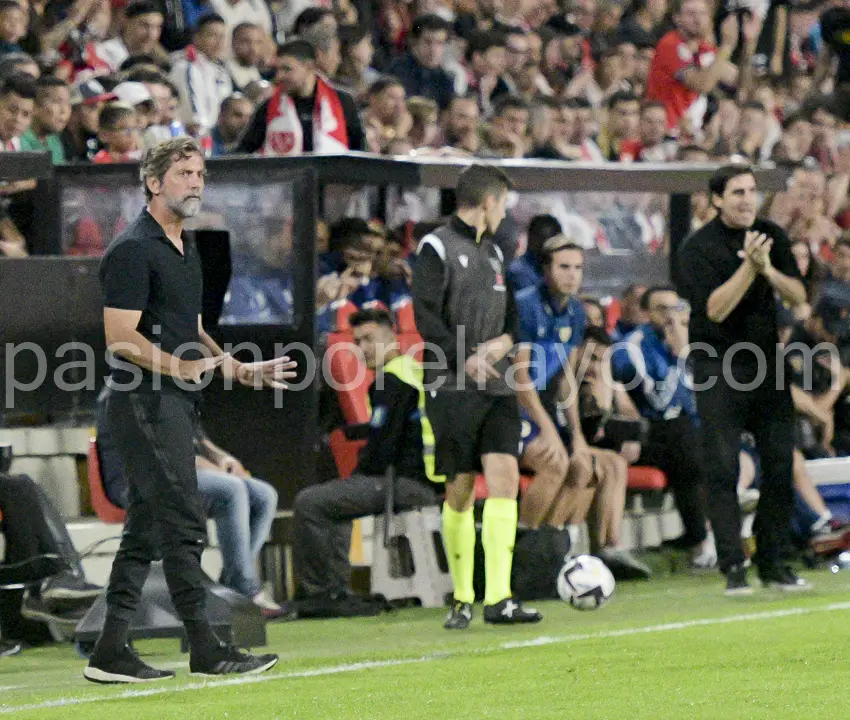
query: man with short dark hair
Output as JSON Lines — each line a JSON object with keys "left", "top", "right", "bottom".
{"left": 228, "top": 22, "right": 264, "bottom": 91}
{"left": 597, "top": 90, "right": 640, "bottom": 161}
{"left": 413, "top": 164, "right": 541, "bottom": 629}
{"left": 485, "top": 94, "right": 529, "bottom": 158}
{"left": 84, "top": 138, "right": 294, "bottom": 683}
{"left": 676, "top": 164, "right": 809, "bottom": 595}
{"left": 19, "top": 76, "right": 69, "bottom": 163}
{"left": 465, "top": 29, "right": 510, "bottom": 113}
{"left": 619, "top": 100, "right": 671, "bottom": 162}
{"left": 364, "top": 76, "right": 410, "bottom": 151}
{"left": 611, "top": 286, "right": 715, "bottom": 568}
{"left": 440, "top": 93, "right": 480, "bottom": 153}
{"left": 292, "top": 309, "right": 440, "bottom": 617}
{"left": 87, "top": 1, "right": 164, "bottom": 75}
{"left": 387, "top": 14, "right": 455, "bottom": 110}
{"left": 210, "top": 92, "right": 253, "bottom": 155}
{"left": 508, "top": 214, "right": 563, "bottom": 292}
{"left": 170, "top": 14, "right": 233, "bottom": 137}
{"left": 236, "top": 39, "right": 363, "bottom": 155}
{"left": 0, "top": 71, "right": 34, "bottom": 151}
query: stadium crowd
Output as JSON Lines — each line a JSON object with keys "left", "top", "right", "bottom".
{"left": 3, "top": 0, "right": 850, "bottom": 647}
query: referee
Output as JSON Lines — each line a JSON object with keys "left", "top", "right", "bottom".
{"left": 85, "top": 138, "right": 295, "bottom": 684}
{"left": 676, "top": 165, "right": 811, "bottom": 596}
{"left": 413, "top": 164, "right": 542, "bottom": 629}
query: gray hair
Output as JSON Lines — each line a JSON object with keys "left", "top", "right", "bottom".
{"left": 140, "top": 137, "right": 204, "bottom": 200}
{"left": 302, "top": 24, "right": 337, "bottom": 54}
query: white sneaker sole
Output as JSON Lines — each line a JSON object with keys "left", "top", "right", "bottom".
{"left": 84, "top": 666, "right": 175, "bottom": 684}
{"left": 762, "top": 581, "right": 814, "bottom": 592}
{"left": 189, "top": 656, "right": 279, "bottom": 678}
{"left": 724, "top": 586, "right": 755, "bottom": 597}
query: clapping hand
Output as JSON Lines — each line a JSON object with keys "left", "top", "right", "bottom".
{"left": 738, "top": 231, "right": 773, "bottom": 273}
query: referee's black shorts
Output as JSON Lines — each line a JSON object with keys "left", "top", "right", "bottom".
{"left": 425, "top": 390, "right": 521, "bottom": 476}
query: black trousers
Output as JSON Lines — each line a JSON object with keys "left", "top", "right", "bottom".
{"left": 293, "top": 473, "right": 438, "bottom": 597}
{"left": 637, "top": 416, "right": 708, "bottom": 547}
{"left": 0, "top": 474, "right": 82, "bottom": 585}
{"left": 694, "top": 361, "right": 795, "bottom": 573}
{"left": 101, "top": 389, "right": 209, "bottom": 625}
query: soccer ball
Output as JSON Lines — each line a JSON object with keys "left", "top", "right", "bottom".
{"left": 557, "top": 555, "right": 615, "bottom": 610}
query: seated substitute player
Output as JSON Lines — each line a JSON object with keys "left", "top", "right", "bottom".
{"left": 412, "top": 164, "right": 541, "bottom": 629}
{"left": 513, "top": 239, "right": 650, "bottom": 579}
{"left": 611, "top": 287, "right": 716, "bottom": 568}
{"left": 293, "top": 309, "right": 440, "bottom": 617}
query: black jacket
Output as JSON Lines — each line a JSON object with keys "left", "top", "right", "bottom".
{"left": 412, "top": 215, "right": 518, "bottom": 395}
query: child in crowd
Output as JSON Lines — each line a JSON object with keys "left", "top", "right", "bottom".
{"left": 92, "top": 102, "right": 140, "bottom": 163}
{"left": 20, "top": 76, "right": 71, "bottom": 163}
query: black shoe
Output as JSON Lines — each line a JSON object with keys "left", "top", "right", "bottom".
{"left": 295, "top": 592, "right": 383, "bottom": 619}
{"left": 443, "top": 601, "right": 473, "bottom": 630}
{"left": 598, "top": 548, "right": 652, "bottom": 580}
{"left": 483, "top": 598, "right": 542, "bottom": 625}
{"left": 21, "top": 591, "right": 90, "bottom": 625}
{"left": 41, "top": 572, "right": 103, "bottom": 602}
{"left": 724, "top": 564, "right": 754, "bottom": 597}
{"left": 0, "top": 640, "right": 22, "bottom": 658}
{"left": 759, "top": 564, "right": 812, "bottom": 592}
{"left": 84, "top": 645, "right": 176, "bottom": 684}
{"left": 189, "top": 643, "right": 278, "bottom": 677}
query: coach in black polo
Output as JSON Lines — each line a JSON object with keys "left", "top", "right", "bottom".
{"left": 85, "top": 138, "right": 294, "bottom": 684}
{"left": 677, "top": 165, "right": 811, "bottom": 596}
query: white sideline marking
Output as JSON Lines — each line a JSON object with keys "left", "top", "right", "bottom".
{"left": 3, "top": 601, "right": 850, "bottom": 715}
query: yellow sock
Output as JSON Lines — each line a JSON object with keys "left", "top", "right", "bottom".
{"left": 482, "top": 498, "right": 517, "bottom": 606}
{"left": 441, "top": 503, "right": 475, "bottom": 604}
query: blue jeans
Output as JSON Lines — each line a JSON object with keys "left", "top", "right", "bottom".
{"left": 196, "top": 468, "right": 278, "bottom": 597}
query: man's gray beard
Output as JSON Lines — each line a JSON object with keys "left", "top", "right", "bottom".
{"left": 168, "top": 196, "right": 202, "bottom": 219}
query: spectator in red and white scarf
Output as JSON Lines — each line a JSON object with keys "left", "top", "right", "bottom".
{"left": 236, "top": 38, "right": 363, "bottom": 156}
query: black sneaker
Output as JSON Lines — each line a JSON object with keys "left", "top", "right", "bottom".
{"left": 724, "top": 564, "right": 754, "bottom": 596}
{"left": 189, "top": 643, "right": 278, "bottom": 677}
{"left": 483, "top": 598, "right": 542, "bottom": 625}
{"left": 84, "top": 645, "right": 176, "bottom": 684}
{"left": 42, "top": 572, "right": 103, "bottom": 602}
{"left": 598, "top": 548, "right": 652, "bottom": 580}
{"left": 0, "top": 640, "right": 22, "bottom": 658}
{"left": 759, "top": 564, "right": 813, "bottom": 592}
{"left": 443, "top": 601, "right": 473, "bottom": 630}
{"left": 21, "top": 592, "right": 90, "bottom": 626}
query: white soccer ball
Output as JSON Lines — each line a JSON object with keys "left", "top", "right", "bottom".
{"left": 557, "top": 555, "right": 616, "bottom": 610}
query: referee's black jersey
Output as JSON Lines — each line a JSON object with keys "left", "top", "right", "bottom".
{"left": 676, "top": 216, "right": 801, "bottom": 362}
{"left": 100, "top": 209, "right": 204, "bottom": 393}
{"left": 412, "top": 215, "right": 518, "bottom": 395}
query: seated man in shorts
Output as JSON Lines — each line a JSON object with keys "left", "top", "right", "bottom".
{"left": 514, "top": 241, "right": 650, "bottom": 579}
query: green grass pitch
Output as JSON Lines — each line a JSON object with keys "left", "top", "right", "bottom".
{"left": 2, "top": 568, "right": 850, "bottom": 719}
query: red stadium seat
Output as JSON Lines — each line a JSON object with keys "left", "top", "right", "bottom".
{"left": 627, "top": 466, "right": 668, "bottom": 492}
{"left": 329, "top": 428, "right": 365, "bottom": 479}
{"left": 87, "top": 437, "right": 126, "bottom": 524}
{"left": 604, "top": 297, "right": 621, "bottom": 335}
{"left": 395, "top": 300, "right": 417, "bottom": 334}
{"left": 474, "top": 473, "right": 534, "bottom": 500}
{"left": 334, "top": 301, "right": 360, "bottom": 333}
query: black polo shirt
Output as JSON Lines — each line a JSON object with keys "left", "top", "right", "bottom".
{"left": 676, "top": 216, "right": 801, "bottom": 366}
{"left": 100, "top": 209, "right": 204, "bottom": 393}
